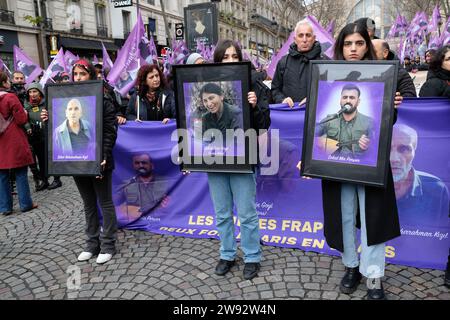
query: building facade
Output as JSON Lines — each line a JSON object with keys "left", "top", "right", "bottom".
{"left": 0, "top": 0, "right": 118, "bottom": 68}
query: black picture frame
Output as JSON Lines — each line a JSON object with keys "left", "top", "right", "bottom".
{"left": 45, "top": 80, "right": 103, "bottom": 176}
{"left": 173, "top": 62, "right": 253, "bottom": 173}
{"left": 301, "top": 60, "right": 398, "bottom": 187}
{"left": 184, "top": 3, "right": 218, "bottom": 51}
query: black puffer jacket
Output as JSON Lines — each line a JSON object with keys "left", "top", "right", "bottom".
{"left": 271, "top": 41, "right": 325, "bottom": 103}
{"left": 102, "top": 95, "right": 118, "bottom": 171}
{"left": 386, "top": 50, "right": 416, "bottom": 97}
{"left": 419, "top": 68, "right": 450, "bottom": 98}
{"left": 250, "top": 69, "right": 271, "bottom": 132}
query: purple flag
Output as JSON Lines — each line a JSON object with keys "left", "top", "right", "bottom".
{"left": 39, "top": 48, "right": 67, "bottom": 87}
{"left": 326, "top": 20, "right": 335, "bottom": 35}
{"left": 266, "top": 31, "right": 294, "bottom": 79}
{"left": 428, "top": 34, "right": 442, "bottom": 50}
{"left": 107, "top": 10, "right": 145, "bottom": 96}
{"left": 305, "top": 16, "right": 335, "bottom": 58}
{"left": 64, "top": 49, "right": 78, "bottom": 76}
{"left": 13, "top": 45, "right": 43, "bottom": 85}
{"left": 93, "top": 54, "right": 99, "bottom": 65}
{"left": 0, "top": 57, "right": 12, "bottom": 78}
{"left": 148, "top": 35, "right": 158, "bottom": 63}
{"left": 428, "top": 4, "right": 441, "bottom": 34}
{"left": 441, "top": 17, "right": 450, "bottom": 46}
{"left": 101, "top": 42, "right": 113, "bottom": 73}
{"left": 387, "top": 15, "right": 402, "bottom": 39}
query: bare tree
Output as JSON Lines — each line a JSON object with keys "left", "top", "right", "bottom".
{"left": 386, "top": 0, "right": 448, "bottom": 22}
{"left": 273, "top": 0, "right": 305, "bottom": 47}
{"left": 300, "top": 0, "right": 349, "bottom": 37}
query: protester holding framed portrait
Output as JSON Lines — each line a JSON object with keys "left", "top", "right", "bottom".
{"left": 205, "top": 39, "right": 270, "bottom": 280}
{"left": 41, "top": 59, "right": 118, "bottom": 265}
{"left": 303, "top": 23, "right": 404, "bottom": 300}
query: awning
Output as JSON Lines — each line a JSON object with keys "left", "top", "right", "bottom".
{"left": 59, "top": 37, "right": 119, "bottom": 51}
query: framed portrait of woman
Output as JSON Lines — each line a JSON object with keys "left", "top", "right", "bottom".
{"left": 172, "top": 62, "right": 253, "bottom": 173}
{"left": 301, "top": 60, "right": 399, "bottom": 187}
{"left": 45, "top": 80, "right": 103, "bottom": 176}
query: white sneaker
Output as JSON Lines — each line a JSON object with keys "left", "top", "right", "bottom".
{"left": 77, "top": 251, "right": 93, "bottom": 262}
{"left": 96, "top": 253, "right": 113, "bottom": 264}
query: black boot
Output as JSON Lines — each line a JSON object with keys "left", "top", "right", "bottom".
{"left": 367, "top": 278, "right": 386, "bottom": 300}
{"left": 36, "top": 179, "right": 49, "bottom": 191}
{"left": 214, "top": 259, "right": 235, "bottom": 276}
{"left": 339, "top": 267, "right": 362, "bottom": 294}
{"left": 48, "top": 177, "right": 62, "bottom": 190}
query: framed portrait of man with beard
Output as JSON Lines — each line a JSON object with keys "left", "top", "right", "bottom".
{"left": 301, "top": 61, "right": 399, "bottom": 187}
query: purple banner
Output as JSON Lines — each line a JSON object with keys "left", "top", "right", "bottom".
{"left": 112, "top": 98, "right": 450, "bottom": 270}
{"left": 13, "top": 45, "right": 43, "bottom": 85}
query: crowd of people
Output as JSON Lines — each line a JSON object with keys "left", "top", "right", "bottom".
{"left": 0, "top": 15, "right": 448, "bottom": 300}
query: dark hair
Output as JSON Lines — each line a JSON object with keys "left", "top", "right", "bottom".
{"left": 354, "top": 17, "right": 376, "bottom": 31}
{"left": 425, "top": 49, "right": 437, "bottom": 58}
{"left": 334, "top": 23, "right": 376, "bottom": 61}
{"left": 213, "top": 39, "right": 243, "bottom": 63}
{"left": 429, "top": 45, "right": 450, "bottom": 72}
{"left": 12, "top": 70, "right": 25, "bottom": 78}
{"left": 132, "top": 153, "right": 153, "bottom": 163}
{"left": 71, "top": 59, "right": 97, "bottom": 81}
{"left": 200, "top": 82, "right": 223, "bottom": 98}
{"left": 136, "top": 64, "right": 167, "bottom": 97}
{"left": 381, "top": 41, "right": 390, "bottom": 51}
{"left": 341, "top": 83, "right": 361, "bottom": 97}
{"left": 0, "top": 70, "right": 9, "bottom": 88}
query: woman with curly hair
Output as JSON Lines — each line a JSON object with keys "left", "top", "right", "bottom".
{"left": 121, "top": 64, "right": 176, "bottom": 124}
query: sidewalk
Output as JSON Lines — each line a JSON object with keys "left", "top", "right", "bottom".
{"left": 0, "top": 176, "right": 448, "bottom": 300}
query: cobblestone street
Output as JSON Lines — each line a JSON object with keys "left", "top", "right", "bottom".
{"left": 0, "top": 176, "right": 448, "bottom": 301}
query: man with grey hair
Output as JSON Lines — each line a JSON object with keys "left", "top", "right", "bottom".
{"left": 271, "top": 19, "right": 327, "bottom": 107}
{"left": 390, "top": 124, "right": 449, "bottom": 225}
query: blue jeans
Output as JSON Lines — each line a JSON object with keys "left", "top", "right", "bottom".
{"left": 0, "top": 167, "right": 33, "bottom": 212}
{"left": 341, "top": 183, "right": 385, "bottom": 278}
{"left": 207, "top": 172, "right": 261, "bottom": 263}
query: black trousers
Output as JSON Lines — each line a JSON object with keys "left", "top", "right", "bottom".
{"left": 29, "top": 137, "right": 46, "bottom": 181}
{"left": 73, "top": 171, "right": 117, "bottom": 254}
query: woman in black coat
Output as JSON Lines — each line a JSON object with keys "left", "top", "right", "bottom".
{"left": 419, "top": 45, "right": 450, "bottom": 98}
{"left": 122, "top": 64, "right": 175, "bottom": 124}
{"left": 41, "top": 59, "right": 118, "bottom": 265}
{"left": 318, "top": 23, "right": 404, "bottom": 300}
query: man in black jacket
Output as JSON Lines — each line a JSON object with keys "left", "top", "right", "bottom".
{"left": 271, "top": 20, "right": 326, "bottom": 107}
{"left": 372, "top": 39, "right": 417, "bottom": 97}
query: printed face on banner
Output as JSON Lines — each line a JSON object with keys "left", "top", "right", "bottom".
{"left": 183, "top": 81, "right": 244, "bottom": 157}
{"left": 390, "top": 123, "right": 450, "bottom": 227}
{"left": 112, "top": 152, "right": 173, "bottom": 226}
{"left": 312, "top": 81, "right": 384, "bottom": 167}
{"left": 52, "top": 96, "right": 97, "bottom": 161}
